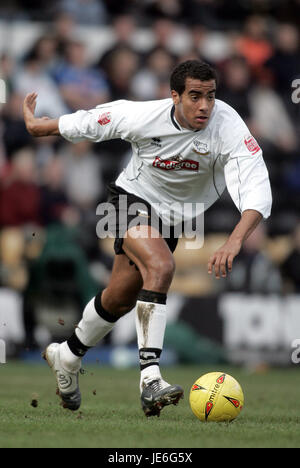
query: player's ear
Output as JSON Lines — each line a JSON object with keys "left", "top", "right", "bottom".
{"left": 171, "top": 90, "right": 180, "bottom": 105}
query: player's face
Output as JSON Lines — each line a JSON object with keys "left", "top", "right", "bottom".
{"left": 172, "top": 78, "right": 216, "bottom": 131}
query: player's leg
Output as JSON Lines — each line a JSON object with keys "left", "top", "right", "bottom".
{"left": 64, "top": 252, "right": 143, "bottom": 360}
{"left": 122, "top": 225, "right": 184, "bottom": 417}
{"left": 43, "top": 254, "right": 143, "bottom": 410}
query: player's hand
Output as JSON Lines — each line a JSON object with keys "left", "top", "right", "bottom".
{"left": 23, "top": 92, "right": 37, "bottom": 117}
{"left": 208, "top": 238, "right": 242, "bottom": 279}
{"left": 23, "top": 92, "right": 38, "bottom": 134}
{"left": 23, "top": 93, "right": 54, "bottom": 136}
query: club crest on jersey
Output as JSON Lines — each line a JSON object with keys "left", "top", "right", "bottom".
{"left": 193, "top": 138, "right": 210, "bottom": 156}
{"left": 98, "top": 112, "right": 111, "bottom": 126}
{"left": 153, "top": 155, "right": 199, "bottom": 171}
{"left": 244, "top": 135, "right": 261, "bottom": 155}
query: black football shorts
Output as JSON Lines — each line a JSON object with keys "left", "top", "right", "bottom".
{"left": 99, "top": 182, "right": 181, "bottom": 255}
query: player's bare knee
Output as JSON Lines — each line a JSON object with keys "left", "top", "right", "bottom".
{"left": 145, "top": 256, "right": 176, "bottom": 290}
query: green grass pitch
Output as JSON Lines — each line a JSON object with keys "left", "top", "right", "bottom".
{"left": 0, "top": 361, "right": 300, "bottom": 448}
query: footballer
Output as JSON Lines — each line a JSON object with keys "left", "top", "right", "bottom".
{"left": 23, "top": 60, "right": 272, "bottom": 417}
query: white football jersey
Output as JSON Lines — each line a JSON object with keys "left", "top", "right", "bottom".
{"left": 59, "top": 98, "right": 272, "bottom": 225}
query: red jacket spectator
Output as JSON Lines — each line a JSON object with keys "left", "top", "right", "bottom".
{"left": 0, "top": 148, "right": 41, "bottom": 227}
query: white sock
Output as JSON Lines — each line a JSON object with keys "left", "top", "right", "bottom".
{"left": 60, "top": 297, "right": 115, "bottom": 372}
{"left": 135, "top": 299, "right": 167, "bottom": 391}
{"left": 76, "top": 297, "right": 115, "bottom": 347}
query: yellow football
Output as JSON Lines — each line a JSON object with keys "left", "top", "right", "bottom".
{"left": 189, "top": 372, "right": 244, "bottom": 422}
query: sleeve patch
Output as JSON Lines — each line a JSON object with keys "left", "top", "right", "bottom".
{"left": 244, "top": 135, "right": 261, "bottom": 155}
{"left": 98, "top": 112, "right": 111, "bottom": 126}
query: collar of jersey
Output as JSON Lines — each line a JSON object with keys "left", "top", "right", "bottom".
{"left": 170, "top": 105, "right": 202, "bottom": 133}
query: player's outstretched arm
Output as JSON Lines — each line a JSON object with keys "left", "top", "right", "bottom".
{"left": 208, "top": 209, "right": 262, "bottom": 279}
{"left": 23, "top": 92, "right": 60, "bottom": 137}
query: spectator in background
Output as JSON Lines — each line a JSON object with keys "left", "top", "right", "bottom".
{"left": 217, "top": 56, "right": 253, "bottom": 124}
{"left": 58, "top": 141, "right": 106, "bottom": 260}
{"left": 104, "top": 46, "right": 139, "bottom": 100}
{"left": 150, "top": 17, "right": 192, "bottom": 58}
{"left": 189, "top": 25, "right": 206, "bottom": 57}
{"left": 249, "top": 68, "right": 298, "bottom": 156}
{"left": 53, "top": 39, "right": 110, "bottom": 111}
{"left": 59, "top": 141, "right": 104, "bottom": 210}
{"left": 2, "top": 93, "right": 33, "bottom": 158}
{"left": 39, "top": 156, "right": 70, "bottom": 226}
{"left": 0, "top": 148, "right": 41, "bottom": 227}
{"left": 106, "top": 14, "right": 137, "bottom": 50}
{"left": 234, "top": 15, "right": 273, "bottom": 72}
{"left": 224, "top": 222, "right": 282, "bottom": 294}
{"left": 190, "top": 24, "right": 233, "bottom": 65}
{"left": 111, "top": 13, "right": 136, "bottom": 46}
{"left": 27, "top": 35, "right": 58, "bottom": 73}
{"left": 97, "top": 14, "right": 140, "bottom": 74}
{"left": 151, "top": 18, "right": 177, "bottom": 54}
{"left": 131, "top": 46, "right": 175, "bottom": 100}
{"left": 281, "top": 222, "right": 300, "bottom": 293}
{"left": 95, "top": 26, "right": 139, "bottom": 178}
{"left": 51, "top": 12, "right": 78, "bottom": 59}
{"left": 13, "top": 50, "right": 68, "bottom": 118}
{"left": 265, "top": 23, "right": 300, "bottom": 117}
{"left": 0, "top": 53, "right": 15, "bottom": 95}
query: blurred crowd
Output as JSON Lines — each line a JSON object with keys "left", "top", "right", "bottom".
{"left": 0, "top": 1, "right": 299, "bottom": 348}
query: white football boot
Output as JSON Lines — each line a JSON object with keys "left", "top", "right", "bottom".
{"left": 43, "top": 343, "right": 82, "bottom": 411}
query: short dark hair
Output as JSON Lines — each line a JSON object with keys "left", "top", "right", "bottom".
{"left": 170, "top": 60, "right": 217, "bottom": 95}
